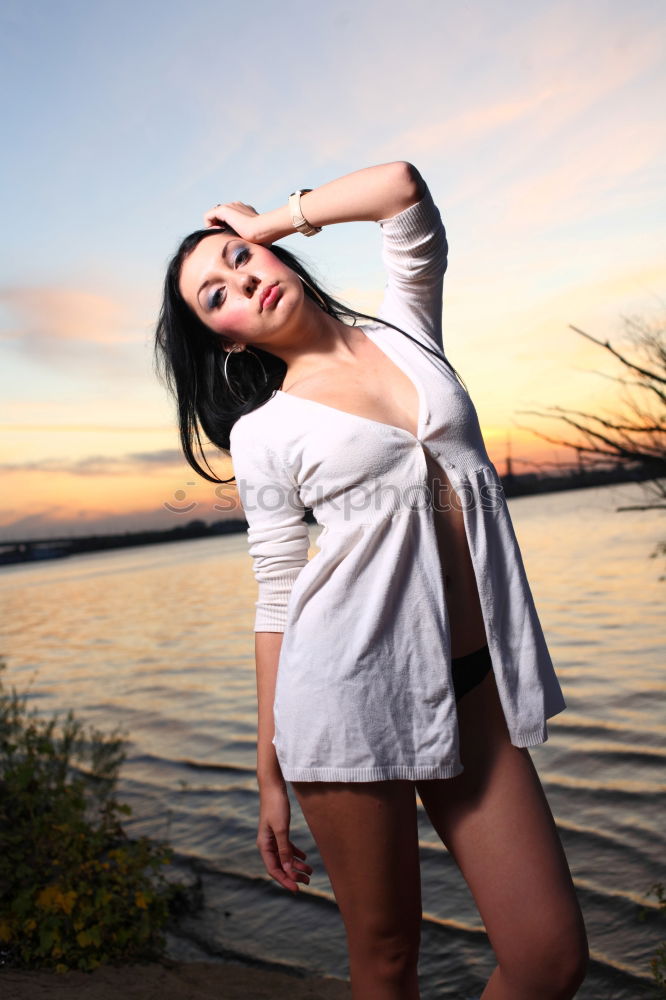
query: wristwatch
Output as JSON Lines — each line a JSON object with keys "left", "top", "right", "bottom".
{"left": 288, "top": 189, "right": 322, "bottom": 237}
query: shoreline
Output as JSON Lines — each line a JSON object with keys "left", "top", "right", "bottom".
{"left": 1, "top": 467, "right": 654, "bottom": 567}
{"left": 0, "top": 957, "right": 352, "bottom": 999}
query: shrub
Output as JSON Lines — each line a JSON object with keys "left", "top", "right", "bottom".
{"left": 0, "top": 659, "right": 178, "bottom": 972}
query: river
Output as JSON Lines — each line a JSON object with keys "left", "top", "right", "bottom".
{"left": 0, "top": 480, "right": 663, "bottom": 999}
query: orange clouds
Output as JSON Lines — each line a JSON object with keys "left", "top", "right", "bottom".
{"left": 1, "top": 285, "right": 138, "bottom": 346}
{"left": 0, "top": 444, "right": 239, "bottom": 540}
{"left": 383, "top": 86, "right": 558, "bottom": 158}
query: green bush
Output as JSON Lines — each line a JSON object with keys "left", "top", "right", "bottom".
{"left": 0, "top": 659, "right": 178, "bottom": 972}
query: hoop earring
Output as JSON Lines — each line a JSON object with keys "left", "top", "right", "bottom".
{"left": 223, "top": 345, "right": 269, "bottom": 404}
{"left": 298, "top": 274, "right": 329, "bottom": 311}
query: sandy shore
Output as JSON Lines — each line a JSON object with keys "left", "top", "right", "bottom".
{"left": 0, "top": 959, "right": 352, "bottom": 999}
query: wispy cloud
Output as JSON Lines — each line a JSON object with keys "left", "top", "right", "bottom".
{"left": 1, "top": 0, "right": 663, "bottom": 539}
{"left": 0, "top": 285, "right": 140, "bottom": 348}
{"left": 380, "top": 87, "right": 559, "bottom": 159}
{"left": 0, "top": 448, "right": 188, "bottom": 477}
{"left": 0, "top": 423, "right": 174, "bottom": 433}
{"left": 386, "top": 8, "right": 664, "bottom": 223}
{"left": 0, "top": 283, "right": 160, "bottom": 387}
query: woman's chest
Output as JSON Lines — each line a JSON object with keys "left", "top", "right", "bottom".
{"left": 282, "top": 415, "right": 423, "bottom": 523}
{"left": 264, "top": 331, "right": 488, "bottom": 516}
{"left": 280, "top": 331, "right": 421, "bottom": 439}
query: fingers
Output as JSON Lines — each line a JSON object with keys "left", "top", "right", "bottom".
{"left": 258, "top": 834, "right": 313, "bottom": 894}
{"left": 256, "top": 785, "right": 313, "bottom": 893}
{"left": 202, "top": 202, "right": 233, "bottom": 228}
{"left": 277, "top": 835, "right": 314, "bottom": 893}
{"left": 203, "top": 205, "right": 227, "bottom": 229}
{"left": 202, "top": 201, "right": 259, "bottom": 228}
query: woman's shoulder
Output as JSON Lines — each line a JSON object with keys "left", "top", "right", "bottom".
{"left": 229, "top": 391, "right": 305, "bottom": 460}
{"left": 229, "top": 396, "right": 278, "bottom": 446}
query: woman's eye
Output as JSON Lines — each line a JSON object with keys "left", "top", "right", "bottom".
{"left": 233, "top": 248, "right": 250, "bottom": 267}
{"left": 208, "top": 247, "right": 249, "bottom": 308}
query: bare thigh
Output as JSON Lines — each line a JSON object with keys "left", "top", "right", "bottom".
{"left": 416, "top": 669, "right": 588, "bottom": 979}
{"left": 289, "top": 780, "right": 422, "bottom": 959}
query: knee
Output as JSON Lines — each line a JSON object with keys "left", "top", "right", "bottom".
{"left": 504, "top": 927, "right": 589, "bottom": 998}
{"left": 372, "top": 936, "right": 421, "bottom": 981}
{"left": 350, "top": 923, "right": 421, "bottom": 981}
{"left": 545, "top": 940, "right": 589, "bottom": 998}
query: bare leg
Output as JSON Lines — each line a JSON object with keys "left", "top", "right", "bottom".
{"left": 417, "top": 669, "right": 589, "bottom": 999}
{"left": 290, "top": 779, "right": 422, "bottom": 1000}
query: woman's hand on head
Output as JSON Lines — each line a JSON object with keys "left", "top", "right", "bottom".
{"left": 257, "top": 781, "right": 313, "bottom": 894}
{"left": 203, "top": 201, "right": 265, "bottom": 242}
{"left": 204, "top": 197, "right": 297, "bottom": 245}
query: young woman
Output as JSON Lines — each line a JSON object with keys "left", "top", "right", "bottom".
{"left": 155, "top": 162, "right": 589, "bottom": 1000}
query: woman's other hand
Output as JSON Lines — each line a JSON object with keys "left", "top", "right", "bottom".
{"left": 203, "top": 201, "right": 264, "bottom": 241}
{"left": 257, "top": 781, "right": 313, "bottom": 893}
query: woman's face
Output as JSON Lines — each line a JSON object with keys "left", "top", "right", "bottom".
{"left": 178, "top": 232, "right": 302, "bottom": 346}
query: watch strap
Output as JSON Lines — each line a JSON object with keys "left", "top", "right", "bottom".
{"left": 288, "top": 189, "right": 322, "bottom": 237}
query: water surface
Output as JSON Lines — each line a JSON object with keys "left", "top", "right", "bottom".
{"left": 0, "top": 480, "right": 663, "bottom": 998}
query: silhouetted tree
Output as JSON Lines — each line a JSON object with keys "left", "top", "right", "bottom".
{"left": 514, "top": 311, "right": 666, "bottom": 574}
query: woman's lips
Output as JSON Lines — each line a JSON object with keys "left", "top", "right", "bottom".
{"left": 261, "top": 284, "right": 280, "bottom": 310}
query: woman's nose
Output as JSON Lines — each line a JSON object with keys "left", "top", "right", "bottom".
{"left": 241, "top": 273, "right": 260, "bottom": 296}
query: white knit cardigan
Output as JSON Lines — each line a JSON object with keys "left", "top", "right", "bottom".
{"left": 229, "top": 186, "right": 567, "bottom": 782}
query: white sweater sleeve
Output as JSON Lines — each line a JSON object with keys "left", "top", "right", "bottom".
{"left": 376, "top": 184, "right": 448, "bottom": 354}
{"left": 229, "top": 418, "right": 310, "bottom": 632}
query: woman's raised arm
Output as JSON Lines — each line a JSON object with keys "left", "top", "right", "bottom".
{"left": 203, "top": 161, "right": 426, "bottom": 244}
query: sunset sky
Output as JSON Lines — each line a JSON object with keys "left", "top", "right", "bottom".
{"left": 1, "top": 0, "right": 664, "bottom": 540}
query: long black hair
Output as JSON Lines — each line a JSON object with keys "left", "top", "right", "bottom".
{"left": 154, "top": 227, "right": 468, "bottom": 485}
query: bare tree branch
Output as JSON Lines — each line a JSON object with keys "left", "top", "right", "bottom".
{"left": 517, "top": 313, "right": 666, "bottom": 559}
{"left": 569, "top": 324, "right": 666, "bottom": 388}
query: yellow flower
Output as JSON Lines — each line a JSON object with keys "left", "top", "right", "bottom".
{"left": 36, "top": 885, "right": 77, "bottom": 914}
{"left": 59, "top": 890, "right": 77, "bottom": 915}
{"left": 36, "top": 885, "right": 60, "bottom": 910}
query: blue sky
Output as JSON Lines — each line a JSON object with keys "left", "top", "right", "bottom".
{"left": 1, "top": 0, "right": 664, "bottom": 538}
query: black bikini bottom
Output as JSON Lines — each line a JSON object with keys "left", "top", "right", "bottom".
{"left": 451, "top": 643, "right": 493, "bottom": 702}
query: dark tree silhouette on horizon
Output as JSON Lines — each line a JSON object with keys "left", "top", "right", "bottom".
{"left": 513, "top": 311, "right": 666, "bottom": 575}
